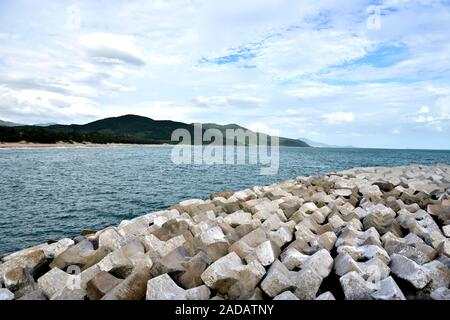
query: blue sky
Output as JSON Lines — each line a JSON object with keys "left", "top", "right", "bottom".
{"left": 0, "top": 0, "right": 449, "bottom": 149}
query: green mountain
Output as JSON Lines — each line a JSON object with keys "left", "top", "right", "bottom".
{"left": 0, "top": 115, "right": 310, "bottom": 147}
{"left": 0, "top": 120, "right": 23, "bottom": 127}
{"left": 203, "top": 123, "right": 310, "bottom": 147}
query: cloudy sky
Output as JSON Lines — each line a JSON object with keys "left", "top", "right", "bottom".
{"left": 0, "top": 0, "right": 449, "bottom": 149}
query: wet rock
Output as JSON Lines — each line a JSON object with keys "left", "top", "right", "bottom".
{"left": 146, "top": 273, "right": 210, "bottom": 300}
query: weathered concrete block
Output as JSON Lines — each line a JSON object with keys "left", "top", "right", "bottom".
{"left": 86, "top": 271, "right": 122, "bottom": 300}
{"left": 0, "top": 288, "right": 14, "bottom": 300}
{"left": 101, "top": 266, "right": 152, "bottom": 300}
{"left": 315, "top": 291, "right": 336, "bottom": 300}
{"left": 430, "top": 287, "right": 450, "bottom": 300}
{"left": 390, "top": 254, "right": 430, "bottom": 289}
{"left": 224, "top": 211, "right": 252, "bottom": 227}
{"left": 260, "top": 260, "right": 293, "bottom": 298}
{"left": 280, "top": 248, "right": 309, "bottom": 270}
{"left": 340, "top": 271, "right": 377, "bottom": 300}
{"left": 37, "top": 268, "right": 71, "bottom": 298}
{"left": 200, "top": 252, "right": 266, "bottom": 299}
{"left": 146, "top": 273, "right": 210, "bottom": 300}
{"left": 293, "top": 268, "right": 323, "bottom": 300}
{"left": 273, "top": 290, "right": 299, "bottom": 300}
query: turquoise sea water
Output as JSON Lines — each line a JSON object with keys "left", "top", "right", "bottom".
{"left": 1, "top": 146, "right": 450, "bottom": 254}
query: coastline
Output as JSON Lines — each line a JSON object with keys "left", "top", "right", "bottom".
{"left": 0, "top": 164, "right": 449, "bottom": 300}
{"left": 0, "top": 142, "right": 172, "bottom": 149}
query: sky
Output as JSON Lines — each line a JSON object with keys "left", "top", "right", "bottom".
{"left": 0, "top": 0, "right": 449, "bottom": 149}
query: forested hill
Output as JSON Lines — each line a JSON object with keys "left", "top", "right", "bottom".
{"left": 0, "top": 115, "right": 310, "bottom": 147}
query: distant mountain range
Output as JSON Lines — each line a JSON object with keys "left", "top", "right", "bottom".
{"left": 0, "top": 120, "right": 23, "bottom": 127}
{"left": 299, "top": 137, "right": 354, "bottom": 148}
{"left": 0, "top": 120, "right": 57, "bottom": 127}
{"left": 0, "top": 115, "right": 310, "bottom": 147}
{"left": 203, "top": 123, "right": 309, "bottom": 147}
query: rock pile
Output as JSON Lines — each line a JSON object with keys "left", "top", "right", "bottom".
{"left": 1, "top": 164, "right": 449, "bottom": 300}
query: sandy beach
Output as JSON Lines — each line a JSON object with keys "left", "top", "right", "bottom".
{"left": 0, "top": 142, "right": 171, "bottom": 148}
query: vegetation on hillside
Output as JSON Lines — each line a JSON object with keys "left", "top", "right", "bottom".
{"left": 0, "top": 115, "right": 310, "bottom": 147}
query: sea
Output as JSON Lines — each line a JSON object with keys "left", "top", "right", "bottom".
{"left": 1, "top": 146, "right": 450, "bottom": 254}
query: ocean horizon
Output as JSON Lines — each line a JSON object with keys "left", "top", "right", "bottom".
{"left": 1, "top": 146, "right": 449, "bottom": 254}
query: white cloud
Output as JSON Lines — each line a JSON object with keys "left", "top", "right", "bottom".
{"left": 323, "top": 112, "right": 355, "bottom": 124}
{"left": 0, "top": 0, "right": 449, "bottom": 148}
{"left": 80, "top": 32, "right": 145, "bottom": 66}
{"left": 286, "top": 82, "right": 344, "bottom": 99}
{"left": 193, "top": 95, "right": 267, "bottom": 109}
{"left": 247, "top": 122, "right": 272, "bottom": 135}
{"left": 418, "top": 105, "right": 429, "bottom": 113}
{"left": 0, "top": 87, "right": 103, "bottom": 124}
